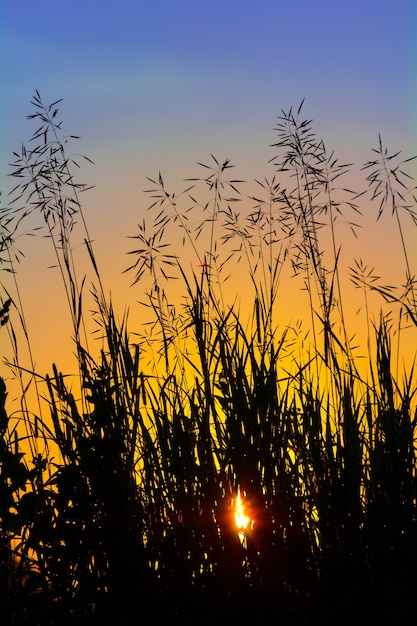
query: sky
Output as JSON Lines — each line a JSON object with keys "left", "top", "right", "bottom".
{"left": 1, "top": 0, "right": 416, "bottom": 402}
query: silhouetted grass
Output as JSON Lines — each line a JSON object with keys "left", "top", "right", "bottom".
{"left": 0, "top": 93, "right": 416, "bottom": 624}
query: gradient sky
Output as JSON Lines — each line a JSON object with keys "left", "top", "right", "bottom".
{"left": 1, "top": 0, "right": 416, "bottom": 395}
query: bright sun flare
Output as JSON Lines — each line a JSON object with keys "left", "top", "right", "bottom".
{"left": 234, "top": 487, "right": 251, "bottom": 531}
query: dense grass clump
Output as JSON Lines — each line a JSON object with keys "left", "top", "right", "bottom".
{"left": 0, "top": 93, "right": 416, "bottom": 624}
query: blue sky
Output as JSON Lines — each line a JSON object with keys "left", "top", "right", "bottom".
{"left": 2, "top": 0, "right": 415, "bottom": 174}
{"left": 2, "top": 0, "right": 415, "bottom": 257}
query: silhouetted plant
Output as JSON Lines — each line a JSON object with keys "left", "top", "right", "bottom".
{"left": 0, "top": 93, "right": 416, "bottom": 624}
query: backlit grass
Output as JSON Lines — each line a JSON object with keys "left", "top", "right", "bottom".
{"left": 1, "top": 93, "right": 416, "bottom": 624}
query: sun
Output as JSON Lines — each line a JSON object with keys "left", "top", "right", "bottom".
{"left": 234, "top": 487, "right": 254, "bottom": 547}
{"left": 234, "top": 487, "right": 250, "bottom": 530}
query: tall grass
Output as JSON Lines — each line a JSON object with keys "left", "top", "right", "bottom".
{"left": 0, "top": 93, "right": 416, "bottom": 624}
